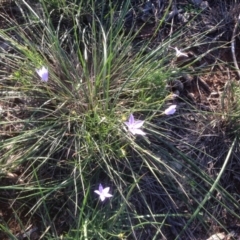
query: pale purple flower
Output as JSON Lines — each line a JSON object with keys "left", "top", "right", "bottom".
{"left": 94, "top": 184, "right": 113, "bottom": 202}
{"left": 164, "top": 105, "right": 177, "bottom": 115}
{"left": 36, "top": 66, "right": 48, "bottom": 82}
{"left": 174, "top": 47, "right": 188, "bottom": 58}
{"left": 124, "top": 113, "right": 146, "bottom": 135}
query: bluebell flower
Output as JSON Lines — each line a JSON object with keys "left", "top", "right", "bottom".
{"left": 164, "top": 105, "right": 177, "bottom": 115}
{"left": 94, "top": 184, "right": 113, "bottom": 202}
{"left": 174, "top": 47, "right": 188, "bottom": 57}
{"left": 124, "top": 114, "right": 146, "bottom": 135}
{"left": 36, "top": 66, "right": 48, "bottom": 82}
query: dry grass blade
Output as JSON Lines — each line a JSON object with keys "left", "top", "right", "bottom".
{"left": 231, "top": 13, "right": 240, "bottom": 80}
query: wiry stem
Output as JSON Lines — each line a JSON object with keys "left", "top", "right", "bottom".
{"left": 231, "top": 13, "right": 240, "bottom": 80}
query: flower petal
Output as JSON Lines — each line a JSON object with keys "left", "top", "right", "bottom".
{"left": 41, "top": 72, "right": 48, "bottom": 82}
{"left": 100, "top": 195, "right": 106, "bottom": 201}
{"left": 164, "top": 105, "right": 176, "bottom": 115}
{"left": 175, "top": 47, "right": 188, "bottom": 57}
{"left": 132, "top": 120, "right": 144, "bottom": 129}
{"left": 36, "top": 66, "right": 49, "bottom": 82}
{"left": 102, "top": 187, "right": 110, "bottom": 194}
{"left": 128, "top": 114, "right": 135, "bottom": 125}
{"left": 124, "top": 121, "right": 131, "bottom": 127}
{"left": 94, "top": 190, "right": 101, "bottom": 195}
{"left": 104, "top": 193, "right": 113, "bottom": 198}
{"left": 130, "top": 128, "right": 146, "bottom": 135}
{"left": 99, "top": 184, "right": 103, "bottom": 192}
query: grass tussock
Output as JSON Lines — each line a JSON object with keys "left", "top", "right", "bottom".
{"left": 0, "top": 1, "right": 240, "bottom": 239}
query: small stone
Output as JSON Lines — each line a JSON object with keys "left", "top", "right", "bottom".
{"left": 206, "top": 233, "right": 225, "bottom": 240}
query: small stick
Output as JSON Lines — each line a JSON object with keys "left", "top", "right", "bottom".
{"left": 231, "top": 13, "right": 240, "bottom": 79}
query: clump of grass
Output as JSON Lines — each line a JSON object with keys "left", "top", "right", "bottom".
{"left": 0, "top": 1, "right": 240, "bottom": 239}
{"left": 0, "top": 1, "right": 171, "bottom": 238}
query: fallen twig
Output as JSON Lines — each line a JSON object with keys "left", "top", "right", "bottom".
{"left": 231, "top": 13, "right": 240, "bottom": 80}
